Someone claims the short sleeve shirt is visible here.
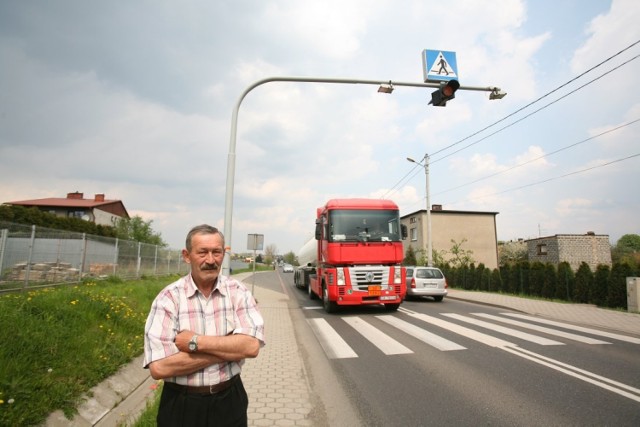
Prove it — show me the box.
[143,273,265,386]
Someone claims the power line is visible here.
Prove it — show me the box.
[430,38,640,159]
[443,152,640,205]
[433,118,640,197]
[385,40,640,205]
[432,52,640,164]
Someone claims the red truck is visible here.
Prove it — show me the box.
[294,198,407,313]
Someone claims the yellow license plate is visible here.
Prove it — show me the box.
[368,285,381,296]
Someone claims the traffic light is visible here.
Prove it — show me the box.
[429,80,460,107]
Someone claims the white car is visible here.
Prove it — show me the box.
[282,263,294,273]
[405,266,448,301]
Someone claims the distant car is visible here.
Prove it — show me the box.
[405,266,448,301]
[282,263,294,273]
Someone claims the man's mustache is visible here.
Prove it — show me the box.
[201,262,219,271]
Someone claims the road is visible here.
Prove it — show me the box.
[265,269,640,426]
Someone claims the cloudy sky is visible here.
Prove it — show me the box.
[1,0,639,255]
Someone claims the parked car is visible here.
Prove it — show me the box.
[282,263,294,273]
[405,266,448,301]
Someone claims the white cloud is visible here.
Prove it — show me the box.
[1,0,638,253]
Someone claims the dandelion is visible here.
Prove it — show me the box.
[47,368,53,373]
[8,398,14,404]
[0,400,4,404]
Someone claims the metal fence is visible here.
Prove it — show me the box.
[0,221,187,292]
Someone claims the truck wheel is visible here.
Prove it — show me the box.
[322,285,338,313]
[308,282,318,300]
[384,303,400,311]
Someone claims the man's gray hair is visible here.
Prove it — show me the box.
[185,224,225,251]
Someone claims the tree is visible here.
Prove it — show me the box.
[114,216,166,246]
[448,238,475,269]
[612,234,640,269]
[490,268,502,292]
[498,240,528,266]
[283,251,296,265]
[556,262,575,301]
[432,248,448,268]
[403,245,418,266]
[607,262,633,309]
[541,263,557,299]
[573,262,593,304]
[592,265,610,307]
[529,262,546,297]
[264,244,277,266]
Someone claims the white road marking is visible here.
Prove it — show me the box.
[307,318,358,359]
[376,315,466,351]
[343,317,413,355]
[442,313,565,345]
[473,313,611,344]
[503,313,640,344]
[503,346,640,403]
[399,308,515,348]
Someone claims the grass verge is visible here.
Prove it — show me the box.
[0,275,173,426]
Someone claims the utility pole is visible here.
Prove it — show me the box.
[407,154,432,267]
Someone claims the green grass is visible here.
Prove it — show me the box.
[0,275,173,426]
[128,384,162,427]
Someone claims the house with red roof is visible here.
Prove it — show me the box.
[6,192,130,227]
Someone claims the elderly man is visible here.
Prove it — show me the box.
[144,224,265,426]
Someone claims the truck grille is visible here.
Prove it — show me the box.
[348,266,390,291]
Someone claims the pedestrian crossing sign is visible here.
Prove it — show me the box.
[422,49,458,83]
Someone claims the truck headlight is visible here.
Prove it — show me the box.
[394,267,402,284]
[337,268,345,286]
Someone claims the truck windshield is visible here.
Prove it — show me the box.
[328,209,401,242]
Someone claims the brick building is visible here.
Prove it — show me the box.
[526,232,612,271]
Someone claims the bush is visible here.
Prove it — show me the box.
[592,265,610,307]
[573,263,593,303]
[608,263,633,309]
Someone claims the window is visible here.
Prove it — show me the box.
[328,209,401,242]
[410,228,417,241]
[537,244,548,255]
[410,217,417,224]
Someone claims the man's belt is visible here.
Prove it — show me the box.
[164,375,239,395]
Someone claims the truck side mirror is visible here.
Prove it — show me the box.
[315,219,322,240]
[401,224,408,240]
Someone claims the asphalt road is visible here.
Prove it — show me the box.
[267,269,640,427]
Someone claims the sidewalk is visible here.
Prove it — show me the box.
[46,280,640,426]
[45,273,316,427]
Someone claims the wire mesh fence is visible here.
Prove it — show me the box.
[0,221,187,292]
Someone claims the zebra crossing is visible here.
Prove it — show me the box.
[306,306,640,360]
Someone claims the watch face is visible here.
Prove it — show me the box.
[189,342,196,351]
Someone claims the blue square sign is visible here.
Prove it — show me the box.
[422,49,458,83]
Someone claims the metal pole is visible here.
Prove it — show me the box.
[424,153,432,267]
[222,76,504,275]
[23,225,36,291]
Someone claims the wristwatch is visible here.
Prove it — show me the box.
[188,334,199,352]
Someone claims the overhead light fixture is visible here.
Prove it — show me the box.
[489,88,507,100]
[378,81,394,94]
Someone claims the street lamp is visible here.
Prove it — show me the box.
[223,76,504,275]
[377,81,394,93]
[407,154,432,267]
